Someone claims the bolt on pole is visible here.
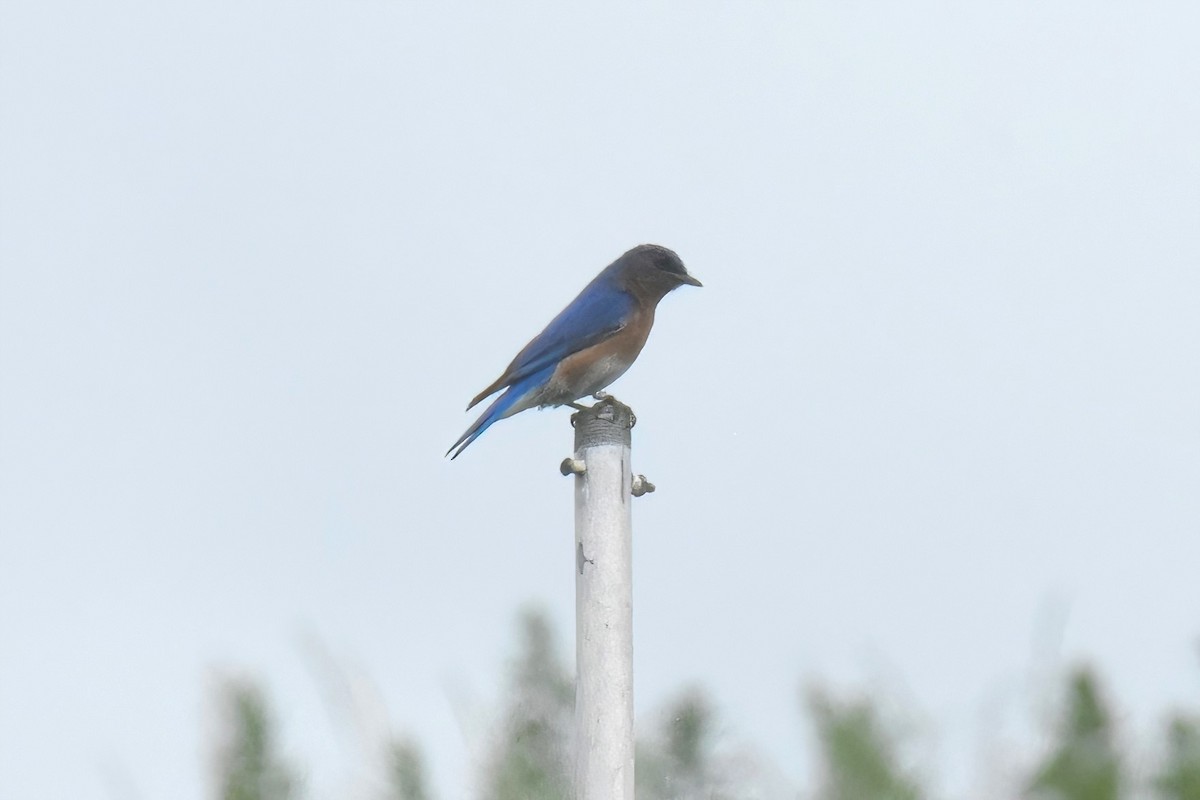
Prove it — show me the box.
[560,398,654,800]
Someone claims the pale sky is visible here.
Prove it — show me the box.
[2,2,1198,798]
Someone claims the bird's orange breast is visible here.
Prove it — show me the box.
[549,306,656,402]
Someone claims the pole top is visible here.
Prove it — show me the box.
[572,397,635,451]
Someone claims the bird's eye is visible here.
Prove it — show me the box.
[655,256,685,275]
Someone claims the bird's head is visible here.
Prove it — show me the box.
[620,244,702,299]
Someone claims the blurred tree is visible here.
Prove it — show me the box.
[388,737,431,800]
[637,687,730,800]
[214,681,296,800]
[1026,667,1121,800]
[1156,715,1200,800]
[482,608,573,800]
[807,688,923,800]
[199,613,1200,800]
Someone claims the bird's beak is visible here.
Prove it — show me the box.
[679,273,703,287]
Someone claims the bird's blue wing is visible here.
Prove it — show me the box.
[468,276,633,409]
[511,280,633,377]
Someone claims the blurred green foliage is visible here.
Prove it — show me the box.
[807,688,922,800]
[215,681,297,800]
[637,688,730,800]
[388,738,430,800]
[1026,668,1121,800]
[483,608,574,800]
[1157,715,1200,800]
[209,613,1198,800]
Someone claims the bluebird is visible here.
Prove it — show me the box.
[447,244,701,459]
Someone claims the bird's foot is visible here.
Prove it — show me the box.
[568,393,617,412]
[565,395,636,429]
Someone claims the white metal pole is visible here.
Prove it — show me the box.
[560,399,652,800]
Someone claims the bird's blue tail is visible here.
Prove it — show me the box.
[446,365,555,459]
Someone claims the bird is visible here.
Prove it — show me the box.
[446,244,701,459]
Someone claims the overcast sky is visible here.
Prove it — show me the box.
[2,2,1198,798]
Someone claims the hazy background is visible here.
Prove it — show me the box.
[2,1,1198,798]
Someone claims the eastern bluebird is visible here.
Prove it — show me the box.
[447,244,701,459]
